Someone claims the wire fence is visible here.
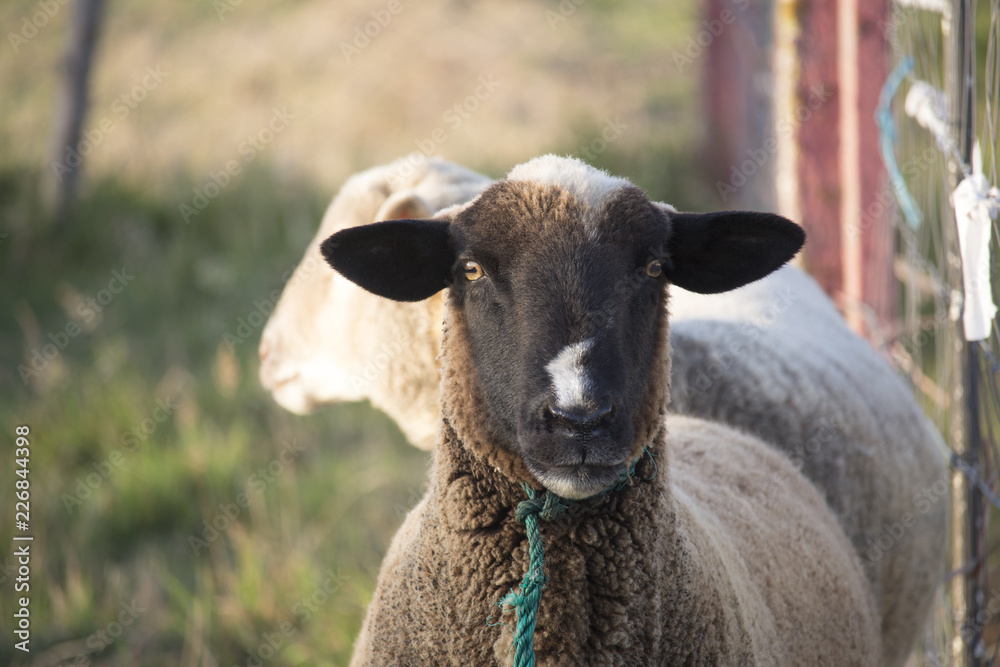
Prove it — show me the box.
[884,1,1000,664]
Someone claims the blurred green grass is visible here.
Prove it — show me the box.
[0,0,717,663]
[0,144,711,667]
[0,0,988,659]
[0,163,441,666]
[3,0,995,662]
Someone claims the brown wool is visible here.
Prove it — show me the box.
[349,175,881,666]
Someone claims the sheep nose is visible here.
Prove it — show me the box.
[258,338,271,362]
[544,399,614,430]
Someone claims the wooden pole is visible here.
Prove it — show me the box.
[855,0,897,342]
[949,1,983,663]
[703,0,776,212]
[44,0,104,226]
[769,0,896,340]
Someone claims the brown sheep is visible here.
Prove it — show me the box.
[261,157,945,666]
[323,155,881,665]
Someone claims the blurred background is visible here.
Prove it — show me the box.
[2,0,1000,665]
[0,1,715,665]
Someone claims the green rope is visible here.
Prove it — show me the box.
[495,448,654,666]
[497,483,566,667]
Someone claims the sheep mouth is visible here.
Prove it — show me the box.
[525,459,627,500]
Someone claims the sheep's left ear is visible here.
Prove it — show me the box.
[320,219,454,302]
[374,191,433,221]
[664,211,805,294]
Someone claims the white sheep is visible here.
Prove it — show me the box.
[259,155,490,449]
[321,155,881,665]
[260,156,946,666]
[668,265,948,667]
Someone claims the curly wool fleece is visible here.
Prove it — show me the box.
[348,302,880,666]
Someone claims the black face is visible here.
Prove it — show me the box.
[447,184,669,498]
[320,167,805,499]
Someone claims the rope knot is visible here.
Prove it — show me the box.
[491,449,656,667]
[514,485,567,523]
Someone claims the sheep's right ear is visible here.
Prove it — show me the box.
[320,219,454,302]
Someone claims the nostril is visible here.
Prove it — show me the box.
[259,339,271,362]
[592,399,613,420]
[544,398,614,429]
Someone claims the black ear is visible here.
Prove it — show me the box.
[664,211,805,294]
[320,219,454,302]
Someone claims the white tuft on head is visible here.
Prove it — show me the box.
[546,340,595,410]
[507,155,632,211]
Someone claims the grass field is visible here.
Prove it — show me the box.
[0,1,714,664]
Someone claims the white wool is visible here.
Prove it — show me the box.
[507,154,632,212]
[545,340,595,410]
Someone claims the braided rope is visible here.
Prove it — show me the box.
[495,448,655,666]
[498,484,566,667]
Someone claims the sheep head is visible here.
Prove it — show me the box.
[321,156,804,499]
[258,157,489,449]
[258,190,435,415]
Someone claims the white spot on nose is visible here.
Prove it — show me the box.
[546,340,594,410]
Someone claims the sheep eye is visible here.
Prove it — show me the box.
[463,261,484,281]
[645,259,663,278]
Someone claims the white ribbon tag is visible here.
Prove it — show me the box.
[952,173,1000,341]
